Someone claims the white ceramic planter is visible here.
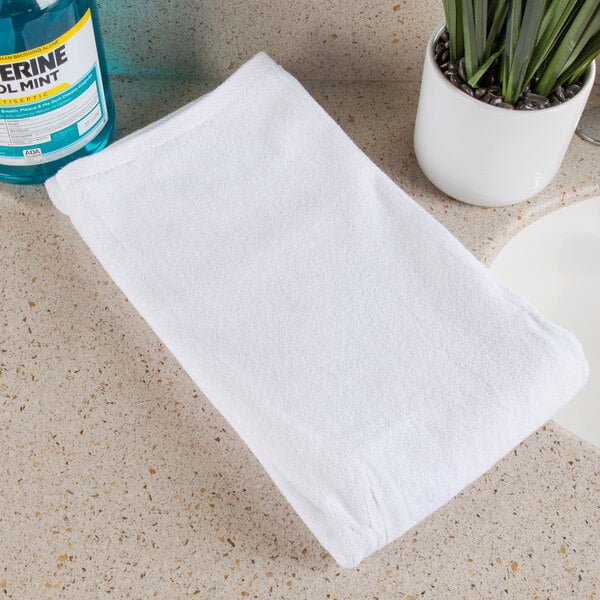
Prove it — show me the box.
[414,26,596,207]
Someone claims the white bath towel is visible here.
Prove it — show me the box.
[45,52,589,568]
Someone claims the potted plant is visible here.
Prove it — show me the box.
[414,0,600,207]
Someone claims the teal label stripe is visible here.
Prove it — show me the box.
[0,68,96,119]
[0,66,105,159]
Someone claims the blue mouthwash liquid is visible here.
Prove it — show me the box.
[0,0,114,184]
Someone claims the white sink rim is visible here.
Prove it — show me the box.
[490,196,600,449]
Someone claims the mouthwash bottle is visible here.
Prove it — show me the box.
[0,0,115,184]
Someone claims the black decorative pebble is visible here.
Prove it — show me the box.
[434,29,583,110]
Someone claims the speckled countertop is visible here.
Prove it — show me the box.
[1,74,599,600]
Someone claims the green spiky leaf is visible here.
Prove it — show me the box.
[504,0,547,104]
[536,0,600,95]
[443,0,465,60]
[468,45,505,86]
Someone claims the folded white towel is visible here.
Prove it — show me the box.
[45,52,589,568]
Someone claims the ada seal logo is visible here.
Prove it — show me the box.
[23,148,43,162]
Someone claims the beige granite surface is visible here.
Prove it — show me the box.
[1,75,599,599]
[96,0,444,80]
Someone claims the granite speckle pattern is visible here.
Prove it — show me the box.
[0,75,599,599]
[96,0,444,80]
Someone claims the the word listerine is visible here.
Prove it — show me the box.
[0,46,67,93]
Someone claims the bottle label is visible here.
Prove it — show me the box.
[0,9,108,166]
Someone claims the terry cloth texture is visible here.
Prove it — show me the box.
[46,52,589,568]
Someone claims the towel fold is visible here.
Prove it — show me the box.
[45,52,589,568]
